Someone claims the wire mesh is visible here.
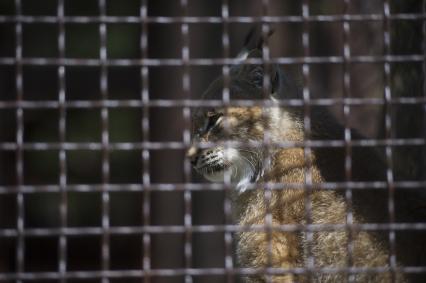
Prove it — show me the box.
[0,1,425,283]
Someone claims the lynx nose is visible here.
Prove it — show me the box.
[187,146,200,166]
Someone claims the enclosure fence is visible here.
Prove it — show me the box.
[0,0,425,282]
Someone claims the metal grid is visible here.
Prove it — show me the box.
[0,0,425,282]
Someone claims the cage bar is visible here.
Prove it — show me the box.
[0,1,425,282]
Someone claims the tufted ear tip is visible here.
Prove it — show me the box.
[243,26,275,51]
[237,25,275,60]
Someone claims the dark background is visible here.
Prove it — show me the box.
[0,0,424,282]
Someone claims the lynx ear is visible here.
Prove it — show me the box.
[239,49,280,94]
[237,26,274,60]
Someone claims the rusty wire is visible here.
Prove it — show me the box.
[0,0,426,282]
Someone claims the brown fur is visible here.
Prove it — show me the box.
[222,107,401,282]
[189,104,418,282]
[189,60,425,281]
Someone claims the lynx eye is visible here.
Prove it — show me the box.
[202,111,223,133]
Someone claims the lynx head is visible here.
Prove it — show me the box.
[187,50,301,192]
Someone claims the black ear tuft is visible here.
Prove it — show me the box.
[238,26,275,57]
[236,26,275,60]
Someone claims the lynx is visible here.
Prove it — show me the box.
[187,31,425,282]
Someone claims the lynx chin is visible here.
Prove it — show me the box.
[186,31,426,283]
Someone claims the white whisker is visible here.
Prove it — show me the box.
[238,152,257,173]
[195,147,260,192]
